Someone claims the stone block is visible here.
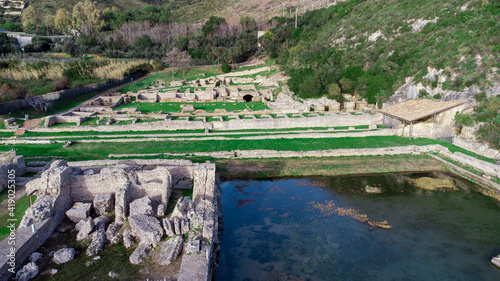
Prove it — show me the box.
[129,195,153,216]
[129,243,151,264]
[76,218,95,241]
[115,186,129,224]
[162,218,175,237]
[129,215,164,245]
[156,236,184,266]
[93,193,114,216]
[52,248,75,264]
[66,202,92,223]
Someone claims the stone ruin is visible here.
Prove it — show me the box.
[0,159,220,281]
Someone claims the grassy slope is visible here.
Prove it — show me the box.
[288,0,499,93]
[28,0,155,15]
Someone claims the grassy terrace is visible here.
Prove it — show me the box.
[113,101,269,112]
[14,126,374,138]
[0,136,496,163]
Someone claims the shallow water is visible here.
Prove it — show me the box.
[216,172,500,281]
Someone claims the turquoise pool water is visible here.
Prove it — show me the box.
[216,172,500,281]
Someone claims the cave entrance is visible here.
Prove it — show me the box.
[243,95,253,102]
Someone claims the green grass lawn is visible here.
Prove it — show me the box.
[1,136,495,163]
[114,101,268,113]
[120,66,223,94]
[0,195,35,241]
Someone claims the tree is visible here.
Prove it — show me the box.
[201,16,225,36]
[134,35,155,50]
[21,6,40,30]
[22,96,52,112]
[165,47,191,77]
[72,0,104,34]
[24,36,52,52]
[55,9,72,34]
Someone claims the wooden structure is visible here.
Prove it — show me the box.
[379,99,466,139]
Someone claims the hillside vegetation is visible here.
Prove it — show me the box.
[261,0,500,104]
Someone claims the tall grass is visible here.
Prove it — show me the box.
[0,62,64,80]
[93,60,149,79]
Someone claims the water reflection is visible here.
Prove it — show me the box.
[216,172,500,281]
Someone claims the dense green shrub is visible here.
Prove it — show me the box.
[221,63,231,73]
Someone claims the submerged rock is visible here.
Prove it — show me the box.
[365,185,382,194]
[412,177,457,191]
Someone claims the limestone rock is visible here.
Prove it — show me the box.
[43,269,58,276]
[75,219,86,232]
[129,215,164,245]
[156,236,184,266]
[157,203,166,217]
[109,271,118,278]
[173,218,181,236]
[87,229,106,256]
[162,218,175,237]
[106,222,121,241]
[19,195,56,228]
[29,252,42,263]
[129,243,151,264]
[111,233,122,244]
[181,219,190,234]
[115,187,129,224]
[52,248,75,264]
[76,218,95,241]
[122,229,135,248]
[186,237,201,254]
[171,196,192,219]
[93,215,109,230]
[66,203,92,223]
[15,262,38,281]
[93,193,114,216]
[129,196,153,216]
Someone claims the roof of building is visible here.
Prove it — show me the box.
[379,99,467,122]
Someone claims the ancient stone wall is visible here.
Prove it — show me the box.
[452,137,500,159]
[33,113,381,133]
[0,155,25,192]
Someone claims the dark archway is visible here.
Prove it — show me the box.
[243,95,253,102]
